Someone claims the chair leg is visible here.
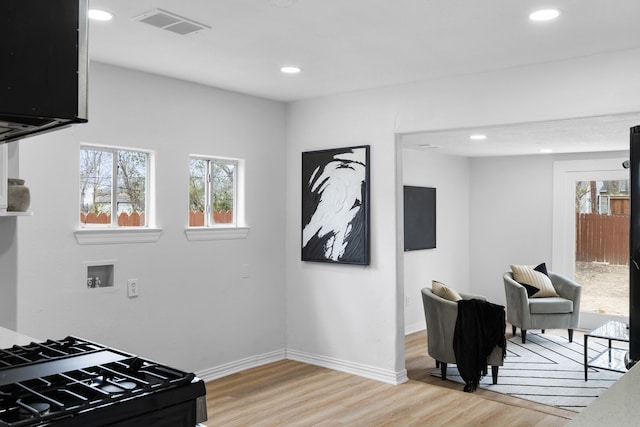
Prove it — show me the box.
[435,360,440,368]
[440,362,447,380]
[512,325,516,336]
[521,329,527,344]
[568,329,574,342]
[491,366,499,384]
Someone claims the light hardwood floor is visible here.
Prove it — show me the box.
[204,329,577,426]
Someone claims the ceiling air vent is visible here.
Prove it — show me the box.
[132,9,211,35]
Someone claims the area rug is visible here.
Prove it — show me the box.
[431,332,625,411]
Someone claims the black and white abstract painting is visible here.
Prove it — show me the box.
[301,145,370,265]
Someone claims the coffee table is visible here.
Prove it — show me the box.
[584,320,629,381]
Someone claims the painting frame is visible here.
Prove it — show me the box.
[301,145,370,265]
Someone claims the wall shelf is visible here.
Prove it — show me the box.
[0,211,33,217]
[1,144,32,217]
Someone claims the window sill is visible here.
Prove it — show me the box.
[74,228,163,245]
[184,226,250,241]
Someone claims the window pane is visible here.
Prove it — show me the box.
[189,159,207,226]
[212,161,235,224]
[575,179,629,316]
[116,150,147,226]
[80,149,113,224]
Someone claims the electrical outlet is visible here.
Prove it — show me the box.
[127,279,139,298]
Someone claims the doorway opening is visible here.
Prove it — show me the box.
[575,179,629,316]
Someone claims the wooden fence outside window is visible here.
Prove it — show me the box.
[576,213,629,266]
[80,210,233,227]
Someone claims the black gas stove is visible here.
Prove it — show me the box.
[0,336,207,426]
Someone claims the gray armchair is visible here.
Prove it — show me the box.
[421,287,504,384]
[503,271,581,343]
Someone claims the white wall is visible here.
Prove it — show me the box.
[0,219,17,329]
[285,47,640,381]
[3,45,640,385]
[403,149,471,334]
[469,151,629,306]
[0,142,20,330]
[15,63,287,374]
[469,154,555,304]
[401,148,632,336]
[284,92,406,383]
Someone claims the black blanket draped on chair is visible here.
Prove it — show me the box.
[453,299,507,392]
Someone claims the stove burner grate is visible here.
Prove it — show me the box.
[0,337,106,371]
[0,339,200,427]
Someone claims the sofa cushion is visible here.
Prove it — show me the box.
[529,297,573,314]
[432,280,462,302]
[510,263,559,298]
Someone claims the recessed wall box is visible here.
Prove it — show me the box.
[87,264,114,288]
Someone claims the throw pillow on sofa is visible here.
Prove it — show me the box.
[432,280,463,301]
[510,263,559,298]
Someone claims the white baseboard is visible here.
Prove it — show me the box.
[286,348,408,385]
[405,322,425,336]
[197,348,409,385]
[196,349,286,382]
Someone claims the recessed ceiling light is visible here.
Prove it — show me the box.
[540,148,553,153]
[280,66,302,74]
[469,134,487,140]
[529,9,560,22]
[88,9,113,21]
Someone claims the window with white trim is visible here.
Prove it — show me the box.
[80,146,151,227]
[189,156,238,227]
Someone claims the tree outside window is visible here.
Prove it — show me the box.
[189,157,237,226]
[80,147,148,227]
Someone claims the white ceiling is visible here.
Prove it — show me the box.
[87,0,640,156]
[402,113,640,157]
